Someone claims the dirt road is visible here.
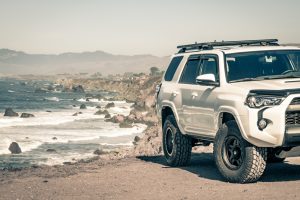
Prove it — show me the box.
[1,153,300,200]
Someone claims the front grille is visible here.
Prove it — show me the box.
[286,111,300,125]
[291,97,300,105]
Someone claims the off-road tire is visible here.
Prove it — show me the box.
[162,115,192,167]
[267,148,286,163]
[214,120,267,183]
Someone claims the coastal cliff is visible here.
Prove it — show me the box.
[57,74,163,157]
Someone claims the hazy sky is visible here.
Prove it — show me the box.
[0,0,300,56]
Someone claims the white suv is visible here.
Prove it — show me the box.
[156,39,300,183]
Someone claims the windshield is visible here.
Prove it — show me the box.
[225,50,300,82]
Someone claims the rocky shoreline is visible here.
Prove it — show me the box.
[0,74,164,177]
[65,74,164,158]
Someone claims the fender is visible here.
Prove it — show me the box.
[217,106,250,142]
[161,100,187,135]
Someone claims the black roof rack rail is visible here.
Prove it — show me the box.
[177,39,279,53]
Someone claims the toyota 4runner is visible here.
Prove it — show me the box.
[156,39,300,183]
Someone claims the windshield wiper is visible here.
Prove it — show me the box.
[230,77,264,83]
[256,73,300,80]
[230,72,300,83]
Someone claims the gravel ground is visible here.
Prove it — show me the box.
[1,152,300,200]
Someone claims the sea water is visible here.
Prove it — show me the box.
[0,79,146,169]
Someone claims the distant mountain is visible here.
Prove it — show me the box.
[0,49,170,75]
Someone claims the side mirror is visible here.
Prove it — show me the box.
[196,74,218,86]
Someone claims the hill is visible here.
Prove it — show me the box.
[0,49,169,75]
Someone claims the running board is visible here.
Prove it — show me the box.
[278,146,300,158]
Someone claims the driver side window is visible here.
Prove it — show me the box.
[199,56,219,82]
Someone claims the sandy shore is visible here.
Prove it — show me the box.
[1,147,300,200]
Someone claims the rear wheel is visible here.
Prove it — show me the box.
[162,115,192,167]
[214,120,267,183]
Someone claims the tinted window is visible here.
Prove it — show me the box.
[226,50,300,82]
[179,58,200,84]
[199,56,219,81]
[164,56,183,81]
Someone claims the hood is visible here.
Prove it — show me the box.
[229,78,300,96]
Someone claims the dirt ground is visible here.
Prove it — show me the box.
[1,152,300,200]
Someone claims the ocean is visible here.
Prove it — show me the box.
[0,79,146,169]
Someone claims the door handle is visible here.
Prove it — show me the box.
[191,92,198,99]
[172,91,179,97]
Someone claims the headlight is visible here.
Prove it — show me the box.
[245,95,284,108]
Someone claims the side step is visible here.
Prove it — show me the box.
[278,146,300,158]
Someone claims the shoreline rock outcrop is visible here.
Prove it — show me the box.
[94,109,109,115]
[8,142,22,154]
[72,85,85,93]
[4,108,19,117]
[105,102,115,109]
[80,104,87,109]
[20,113,35,118]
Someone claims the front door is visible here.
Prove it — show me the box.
[179,54,220,137]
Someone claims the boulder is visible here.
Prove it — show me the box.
[104,113,111,118]
[105,114,125,123]
[47,85,54,91]
[34,88,48,93]
[93,149,105,155]
[72,112,78,116]
[8,142,22,154]
[52,137,57,140]
[131,101,146,111]
[20,113,35,118]
[72,85,85,93]
[73,112,83,116]
[46,149,56,153]
[96,105,101,109]
[46,110,52,113]
[80,104,87,109]
[94,109,109,115]
[4,108,19,117]
[133,136,141,145]
[119,122,133,128]
[105,102,115,109]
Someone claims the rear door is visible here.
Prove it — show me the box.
[177,55,201,131]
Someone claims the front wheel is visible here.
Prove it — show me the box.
[214,121,267,183]
[162,115,192,167]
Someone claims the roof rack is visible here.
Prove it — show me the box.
[177,39,279,53]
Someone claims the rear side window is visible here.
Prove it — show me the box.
[164,56,183,81]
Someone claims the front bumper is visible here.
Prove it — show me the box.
[238,94,300,147]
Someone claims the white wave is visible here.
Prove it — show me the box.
[8,90,15,93]
[36,152,96,166]
[88,98,101,103]
[77,98,87,102]
[44,97,60,101]
[52,90,62,93]
[0,137,43,155]
[0,109,101,128]
[0,101,145,163]
[99,142,133,146]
